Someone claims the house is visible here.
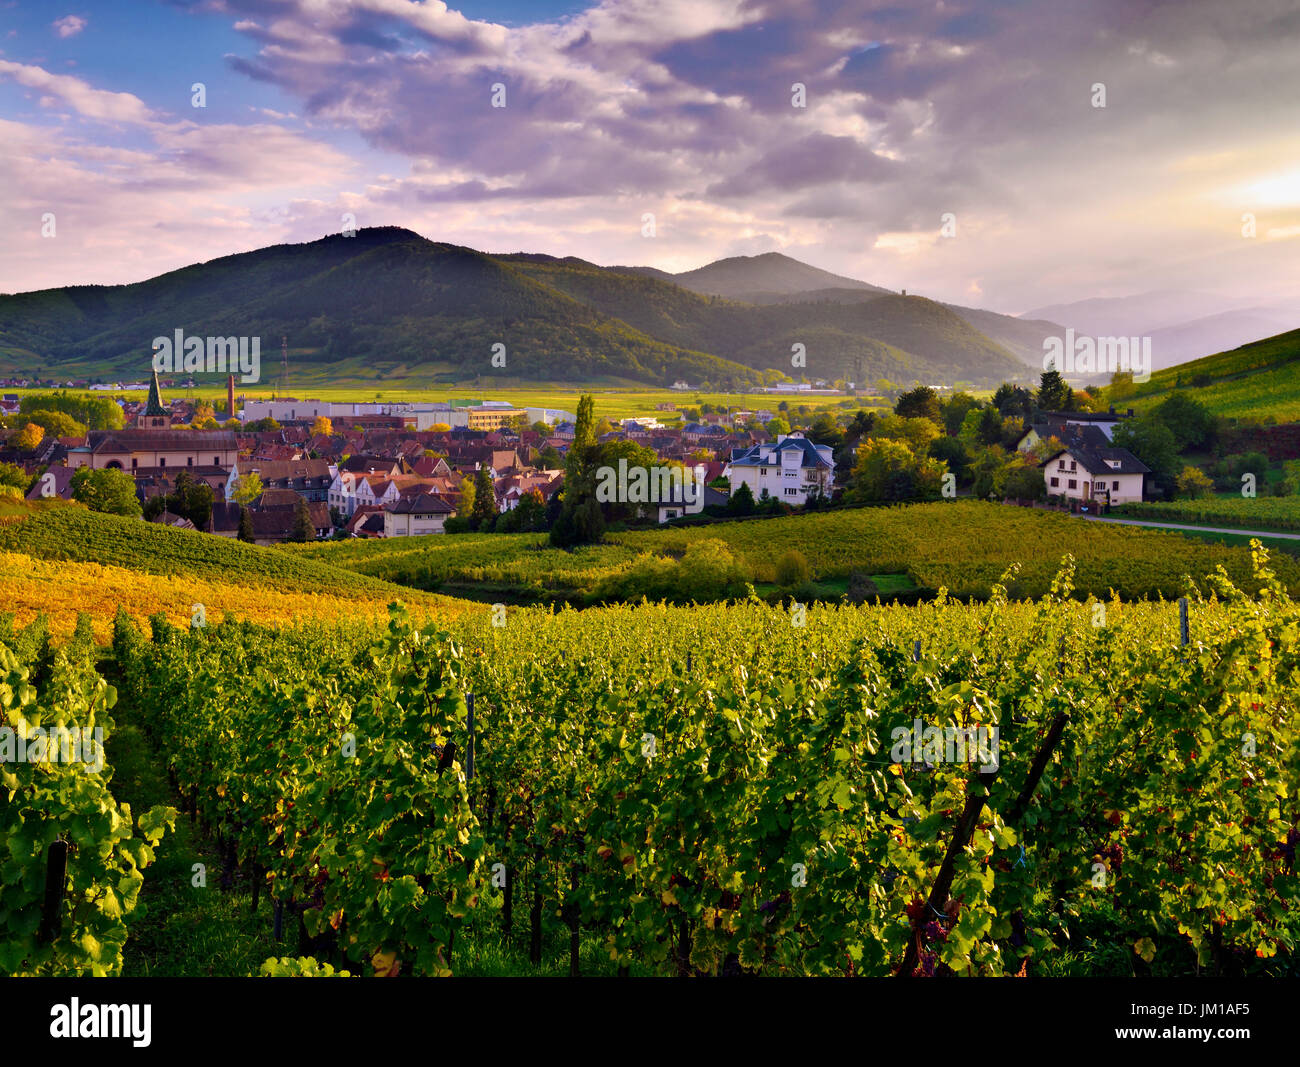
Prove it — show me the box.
[148,509,196,531]
[226,457,332,503]
[24,465,76,501]
[246,500,332,544]
[729,432,835,506]
[344,505,386,538]
[1016,422,1110,454]
[75,428,238,472]
[206,502,244,539]
[1039,446,1149,505]
[654,485,728,523]
[383,493,456,537]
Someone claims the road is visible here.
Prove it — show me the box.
[1077,514,1300,541]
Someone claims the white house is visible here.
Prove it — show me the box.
[383,494,456,536]
[1040,446,1148,505]
[728,432,835,506]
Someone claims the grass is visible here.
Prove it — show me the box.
[287,501,1300,602]
[5,383,873,424]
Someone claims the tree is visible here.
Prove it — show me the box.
[429,422,452,433]
[808,413,844,449]
[1152,393,1215,452]
[0,462,30,492]
[458,474,476,518]
[849,438,946,502]
[471,466,498,529]
[1036,369,1074,412]
[551,394,605,547]
[15,409,86,437]
[289,498,315,542]
[192,401,215,423]
[928,435,972,484]
[1176,465,1214,499]
[531,421,550,435]
[894,386,941,422]
[191,417,219,430]
[311,416,333,436]
[237,505,255,542]
[1111,415,1180,498]
[992,384,1033,420]
[775,549,811,587]
[13,422,44,450]
[727,480,756,516]
[20,390,123,430]
[873,414,940,454]
[765,416,791,437]
[246,417,281,432]
[169,470,213,530]
[70,467,141,517]
[941,393,981,436]
[232,472,264,506]
[1001,461,1047,502]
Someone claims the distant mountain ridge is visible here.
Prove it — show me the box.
[0,229,1031,388]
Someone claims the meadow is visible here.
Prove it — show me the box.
[286,500,1300,602]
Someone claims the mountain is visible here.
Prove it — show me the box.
[501,254,1025,385]
[0,229,1028,389]
[649,251,895,302]
[1144,308,1298,369]
[0,229,766,388]
[1022,290,1252,337]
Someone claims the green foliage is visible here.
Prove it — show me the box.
[1111,415,1180,498]
[850,437,946,503]
[18,390,123,431]
[775,548,812,587]
[895,385,941,422]
[70,467,142,517]
[0,624,175,975]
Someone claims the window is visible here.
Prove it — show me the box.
[1067,479,1077,490]
[1113,480,1120,490]
[1058,461,1066,470]
[214,456,220,465]
[159,457,166,468]
[187,457,193,466]
[131,458,138,470]
[785,488,798,496]
[1069,461,1077,472]
[1049,476,1058,487]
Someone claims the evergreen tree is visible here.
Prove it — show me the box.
[471,466,498,529]
[550,394,606,547]
[1036,369,1073,412]
[237,504,255,542]
[289,498,315,542]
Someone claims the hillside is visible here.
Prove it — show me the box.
[1124,326,1300,420]
[0,229,765,389]
[501,255,1024,385]
[0,503,476,639]
[665,251,895,300]
[284,501,1300,602]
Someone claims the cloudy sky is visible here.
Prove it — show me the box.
[1,0,1298,315]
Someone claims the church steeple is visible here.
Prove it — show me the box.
[145,370,167,416]
[138,370,170,428]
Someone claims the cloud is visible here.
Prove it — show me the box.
[0,60,154,124]
[52,15,86,39]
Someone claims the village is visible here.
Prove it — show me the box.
[0,372,856,542]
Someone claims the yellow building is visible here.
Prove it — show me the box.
[464,406,524,431]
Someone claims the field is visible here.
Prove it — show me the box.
[0,503,476,638]
[6,383,871,424]
[285,501,1300,602]
[6,548,1297,977]
[1115,496,1300,533]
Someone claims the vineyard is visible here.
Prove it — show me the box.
[1115,497,1300,534]
[285,501,1300,602]
[0,613,176,975]
[13,548,1279,977]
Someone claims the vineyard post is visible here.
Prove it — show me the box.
[466,692,475,783]
[37,839,69,946]
[273,899,284,941]
[912,640,920,663]
[1179,598,1189,647]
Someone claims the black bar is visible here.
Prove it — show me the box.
[37,840,68,946]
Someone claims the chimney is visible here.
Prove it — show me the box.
[227,374,235,419]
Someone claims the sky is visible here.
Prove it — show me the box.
[1,0,1298,316]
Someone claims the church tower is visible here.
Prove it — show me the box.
[138,370,170,429]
